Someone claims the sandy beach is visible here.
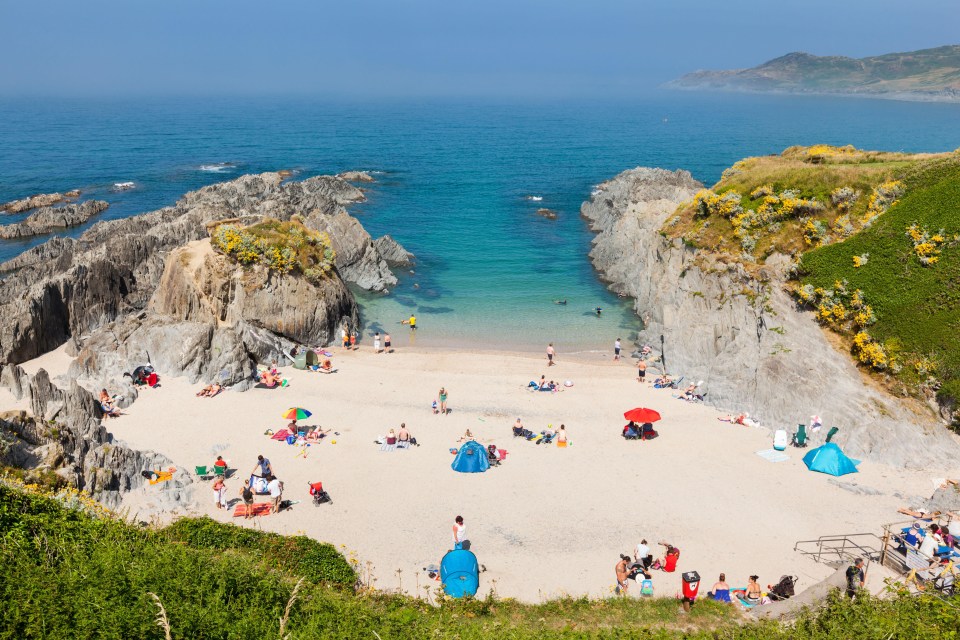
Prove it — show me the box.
[31,342,959,602]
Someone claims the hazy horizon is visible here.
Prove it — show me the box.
[2,0,958,99]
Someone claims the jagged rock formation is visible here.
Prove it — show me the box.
[0,200,108,239]
[0,172,406,366]
[583,167,960,467]
[536,208,558,220]
[0,364,190,508]
[1,189,81,214]
[337,170,375,183]
[373,234,415,267]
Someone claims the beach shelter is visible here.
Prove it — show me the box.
[292,350,319,370]
[451,441,489,474]
[440,549,480,598]
[802,442,860,477]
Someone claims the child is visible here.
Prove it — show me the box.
[432,400,439,414]
[350,332,357,350]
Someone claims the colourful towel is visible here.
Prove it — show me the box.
[271,429,291,441]
[233,502,272,517]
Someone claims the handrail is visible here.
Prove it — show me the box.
[794,533,884,565]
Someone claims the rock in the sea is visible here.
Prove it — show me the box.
[1,190,81,214]
[373,234,416,267]
[0,200,108,239]
[337,170,376,183]
[582,166,960,468]
[536,208,558,220]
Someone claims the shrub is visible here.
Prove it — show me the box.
[211,219,336,282]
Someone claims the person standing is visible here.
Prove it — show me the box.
[384,333,392,353]
[341,325,349,349]
[267,474,284,514]
[240,479,255,519]
[252,455,272,479]
[409,314,417,330]
[614,338,621,361]
[452,515,467,550]
[212,477,227,510]
[637,360,647,384]
[547,343,556,366]
[350,332,357,350]
[615,554,631,595]
[438,387,449,415]
[374,332,381,354]
[846,558,866,598]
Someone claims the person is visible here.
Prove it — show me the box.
[556,424,568,447]
[288,418,299,432]
[397,423,414,445]
[438,387,448,415]
[212,477,227,510]
[350,332,357,350]
[457,428,474,442]
[743,575,762,605]
[614,338,621,361]
[709,573,731,602]
[213,455,228,471]
[653,541,679,572]
[634,539,653,570]
[623,421,639,438]
[682,383,698,399]
[845,558,865,598]
[240,479,255,519]
[384,333,392,352]
[196,383,222,397]
[409,314,417,330]
[260,367,282,387]
[431,400,439,414]
[637,360,647,383]
[513,417,525,437]
[374,332,381,353]
[538,375,548,390]
[554,299,567,305]
[546,343,556,366]
[594,306,602,316]
[99,389,121,418]
[385,428,397,445]
[810,414,823,432]
[320,359,333,372]
[452,515,466,550]
[342,326,350,349]
[919,526,939,560]
[267,474,283,514]
[615,554,631,595]
[252,455,272,479]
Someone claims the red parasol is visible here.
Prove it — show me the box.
[623,407,662,423]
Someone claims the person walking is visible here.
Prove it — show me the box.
[452,515,467,550]
[846,558,866,598]
[374,332,381,354]
[547,343,556,366]
[350,332,357,350]
[341,325,349,349]
[240,479,255,519]
[438,387,449,415]
[614,338,622,361]
[267,474,284,514]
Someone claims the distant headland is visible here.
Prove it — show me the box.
[667,44,960,102]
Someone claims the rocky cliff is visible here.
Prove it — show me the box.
[0,200,108,239]
[1,189,81,214]
[583,167,960,467]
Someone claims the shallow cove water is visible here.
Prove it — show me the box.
[1,93,959,350]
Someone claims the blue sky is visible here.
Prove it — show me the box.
[2,0,957,97]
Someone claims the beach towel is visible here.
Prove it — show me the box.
[271,429,291,441]
[148,471,173,485]
[233,502,272,517]
[755,448,790,463]
[380,443,397,452]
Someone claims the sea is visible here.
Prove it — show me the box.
[1,92,959,352]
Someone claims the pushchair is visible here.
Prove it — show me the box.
[486,445,502,466]
[309,481,332,506]
[767,575,797,601]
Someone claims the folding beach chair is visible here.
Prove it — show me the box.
[825,426,839,443]
[195,465,213,480]
[213,465,227,478]
[791,424,808,448]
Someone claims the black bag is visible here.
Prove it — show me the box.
[768,575,797,601]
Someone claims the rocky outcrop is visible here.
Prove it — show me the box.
[536,208,558,220]
[337,170,375,183]
[0,172,407,365]
[1,189,81,214]
[0,200,108,239]
[373,234,415,267]
[583,167,960,467]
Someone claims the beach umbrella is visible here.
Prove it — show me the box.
[623,407,662,423]
[281,407,312,421]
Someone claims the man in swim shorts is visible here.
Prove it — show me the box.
[637,360,647,383]
[547,343,555,366]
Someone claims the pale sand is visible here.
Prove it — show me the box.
[28,345,960,601]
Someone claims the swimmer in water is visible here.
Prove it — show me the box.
[594,306,603,316]
[554,299,567,305]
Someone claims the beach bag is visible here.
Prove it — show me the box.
[641,579,654,596]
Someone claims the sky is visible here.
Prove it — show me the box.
[2,0,958,98]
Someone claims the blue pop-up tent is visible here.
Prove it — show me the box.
[451,440,489,473]
[440,549,480,598]
[803,442,860,476]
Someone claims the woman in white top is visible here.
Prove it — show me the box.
[452,515,466,549]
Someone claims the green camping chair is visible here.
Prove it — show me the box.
[213,465,227,478]
[825,427,839,443]
[792,424,808,448]
[195,465,213,479]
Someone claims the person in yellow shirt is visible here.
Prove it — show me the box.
[408,314,417,330]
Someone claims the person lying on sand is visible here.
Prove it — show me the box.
[457,429,475,443]
[898,507,941,519]
[196,383,222,397]
[305,426,331,441]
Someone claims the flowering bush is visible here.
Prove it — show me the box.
[802,220,828,246]
[211,219,335,280]
[852,331,888,370]
[750,184,774,199]
[864,180,904,224]
[830,186,860,211]
[905,222,945,266]
[833,214,855,238]
[852,253,869,268]
[693,189,743,218]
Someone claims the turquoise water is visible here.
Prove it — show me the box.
[2,93,959,350]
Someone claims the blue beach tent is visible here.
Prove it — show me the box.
[802,442,860,477]
[440,549,480,598]
[451,440,490,474]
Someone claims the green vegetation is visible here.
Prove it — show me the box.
[211,218,336,281]
[670,45,960,99]
[797,155,960,413]
[2,480,959,639]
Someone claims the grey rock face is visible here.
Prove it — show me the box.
[583,167,960,467]
[373,234,416,267]
[0,200,108,239]
[0,172,406,365]
[1,189,81,214]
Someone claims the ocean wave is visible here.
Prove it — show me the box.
[591,189,602,197]
[112,181,136,191]
[198,162,236,173]
[525,195,543,201]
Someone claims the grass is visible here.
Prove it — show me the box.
[797,154,960,409]
[2,479,960,638]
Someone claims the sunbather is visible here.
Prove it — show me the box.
[513,418,525,437]
[99,389,121,418]
[196,383,222,397]
[386,429,397,445]
[397,423,416,445]
[740,575,763,606]
[708,573,731,601]
[260,368,282,387]
[457,429,475,443]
